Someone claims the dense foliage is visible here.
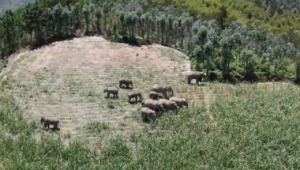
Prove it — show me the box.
[0,0,299,83]
[1,79,300,169]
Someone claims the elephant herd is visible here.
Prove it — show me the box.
[103,70,206,123]
[40,71,206,129]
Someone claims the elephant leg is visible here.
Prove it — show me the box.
[163,92,167,99]
[54,123,58,130]
[44,122,47,129]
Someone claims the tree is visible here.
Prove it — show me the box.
[82,4,90,35]
[220,36,234,81]
[62,6,71,37]
[217,5,228,29]
[95,6,102,35]
[204,40,213,77]
[242,49,256,81]
[51,3,63,38]
[295,53,300,84]
[0,10,17,56]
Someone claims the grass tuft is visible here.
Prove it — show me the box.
[86,122,110,134]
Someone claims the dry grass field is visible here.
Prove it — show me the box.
[0,36,210,146]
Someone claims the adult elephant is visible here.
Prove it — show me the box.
[158,99,178,112]
[151,84,174,99]
[186,71,206,84]
[169,97,188,108]
[142,98,164,113]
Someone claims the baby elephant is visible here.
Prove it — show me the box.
[169,97,188,108]
[141,107,157,123]
[128,91,143,103]
[119,79,133,89]
[41,116,59,130]
[104,87,119,99]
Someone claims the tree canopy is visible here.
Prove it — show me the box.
[0,0,299,83]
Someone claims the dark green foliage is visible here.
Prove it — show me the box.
[0,0,299,83]
[296,59,300,84]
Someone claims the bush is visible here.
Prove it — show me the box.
[207,70,222,81]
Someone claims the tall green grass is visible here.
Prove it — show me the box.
[126,83,300,169]
[0,83,300,169]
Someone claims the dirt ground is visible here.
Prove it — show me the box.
[1,36,207,145]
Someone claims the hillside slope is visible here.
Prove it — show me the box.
[154,0,300,32]
[1,36,206,144]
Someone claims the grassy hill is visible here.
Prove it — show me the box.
[0,36,300,169]
[1,36,200,142]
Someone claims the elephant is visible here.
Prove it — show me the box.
[128,91,143,103]
[104,87,119,99]
[186,71,206,84]
[149,91,163,100]
[158,99,178,112]
[41,116,59,130]
[151,84,174,99]
[141,107,157,122]
[169,97,188,108]
[142,98,164,113]
[119,79,133,89]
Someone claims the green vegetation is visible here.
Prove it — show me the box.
[1,75,300,169]
[0,0,299,83]
[154,0,300,32]
[0,1,299,169]
[86,121,110,133]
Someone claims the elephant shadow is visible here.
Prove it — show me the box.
[44,126,60,131]
[120,86,133,89]
[188,80,206,86]
[128,100,142,104]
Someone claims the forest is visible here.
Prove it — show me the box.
[0,0,299,83]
